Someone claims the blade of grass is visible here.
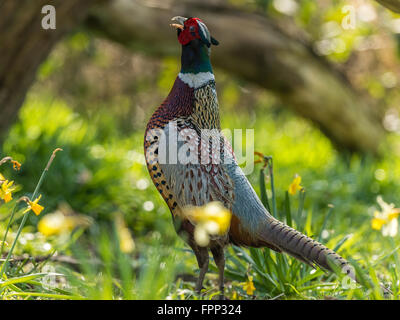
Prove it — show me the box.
[317,205,334,242]
[296,190,306,231]
[267,157,277,218]
[0,148,62,281]
[284,191,292,227]
[297,282,337,292]
[1,204,18,255]
[259,167,271,213]
[333,234,352,252]
[368,267,384,300]
[4,292,81,299]
[0,273,52,288]
[304,207,313,237]
[297,268,325,286]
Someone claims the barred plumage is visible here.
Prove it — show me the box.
[144,16,356,298]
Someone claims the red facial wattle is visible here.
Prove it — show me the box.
[178,18,203,46]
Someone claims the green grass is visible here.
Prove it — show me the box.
[1,81,400,300]
[2,0,400,299]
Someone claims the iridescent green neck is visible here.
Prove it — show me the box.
[180,44,213,74]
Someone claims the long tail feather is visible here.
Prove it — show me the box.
[260,218,350,273]
[259,217,394,295]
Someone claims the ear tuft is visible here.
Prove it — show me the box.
[211,37,219,46]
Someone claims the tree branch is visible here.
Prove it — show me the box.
[0,0,107,139]
[0,0,385,153]
[376,0,400,13]
[0,254,79,265]
[86,0,384,154]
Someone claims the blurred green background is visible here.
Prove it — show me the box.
[1,0,400,299]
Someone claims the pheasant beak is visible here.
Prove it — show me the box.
[170,16,187,30]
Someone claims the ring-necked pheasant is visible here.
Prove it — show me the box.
[144,16,351,297]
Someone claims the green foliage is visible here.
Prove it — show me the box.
[2,1,400,298]
[2,89,400,299]
[1,95,176,242]
[222,159,393,300]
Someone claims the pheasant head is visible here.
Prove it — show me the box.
[171,16,219,75]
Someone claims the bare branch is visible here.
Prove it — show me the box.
[376,0,400,13]
[86,0,384,154]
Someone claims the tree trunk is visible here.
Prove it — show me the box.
[0,0,105,140]
[0,0,386,154]
[376,0,400,13]
[86,0,384,154]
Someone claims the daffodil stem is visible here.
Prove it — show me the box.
[297,190,306,230]
[317,205,334,242]
[0,204,18,255]
[267,157,277,218]
[0,149,61,281]
[259,167,271,213]
[284,191,292,227]
[0,207,30,280]
[0,157,12,167]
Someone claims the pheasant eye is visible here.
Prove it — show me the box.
[189,26,196,32]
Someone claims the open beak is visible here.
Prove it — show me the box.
[170,16,187,30]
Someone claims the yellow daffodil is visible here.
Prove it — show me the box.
[0,180,15,203]
[115,214,135,253]
[242,276,256,295]
[186,202,232,247]
[23,195,44,216]
[254,151,265,165]
[0,173,5,181]
[371,196,400,237]
[119,227,135,253]
[38,212,66,236]
[0,157,22,170]
[289,175,303,195]
[11,160,21,171]
[38,210,91,236]
[193,202,232,234]
[254,151,271,168]
[111,214,135,253]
